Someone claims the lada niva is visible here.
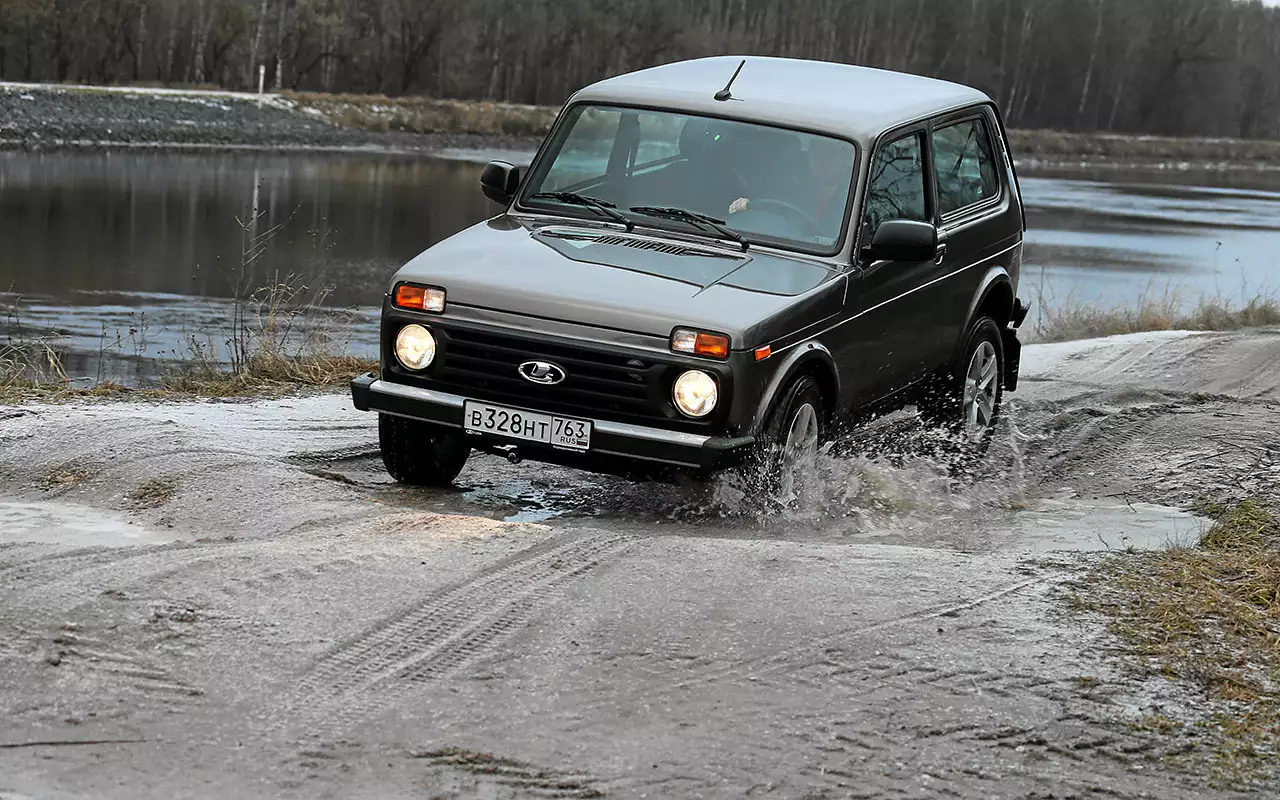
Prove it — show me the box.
[351,56,1029,491]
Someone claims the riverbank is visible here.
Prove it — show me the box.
[0,83,543,155]
[4,82,1280,169]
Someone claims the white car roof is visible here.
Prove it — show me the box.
[571,56,994,145]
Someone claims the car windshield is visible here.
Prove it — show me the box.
[520,104,858,254]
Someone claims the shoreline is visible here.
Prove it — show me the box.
[5,82,1280,170]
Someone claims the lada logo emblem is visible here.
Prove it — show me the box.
[518,360,567,385]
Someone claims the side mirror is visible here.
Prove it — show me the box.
[480,161,521,205]
[866,219,938,263]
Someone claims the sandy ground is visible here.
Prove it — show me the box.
[2,329,1278,799]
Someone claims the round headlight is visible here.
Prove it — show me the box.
[673,370,718,418]
[394,324,436,371]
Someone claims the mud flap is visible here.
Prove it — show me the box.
[1002,328,1022,392]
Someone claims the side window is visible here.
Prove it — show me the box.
[932,117,1000,215]
[541,107,621,191]
[863,132,928,235]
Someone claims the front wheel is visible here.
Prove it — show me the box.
[919,316,1004,449]
[378,414,471,486]
[751,374,825,505]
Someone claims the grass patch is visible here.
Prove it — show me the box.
[2,229,376,404]
[1073,499,1280,787]
[1031,289,1280,343]
[160,351,376,397]
[39,465,92,490]
[126,478,179,509]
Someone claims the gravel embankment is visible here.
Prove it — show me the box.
[0,84,540,154]
[5,83,1279,169]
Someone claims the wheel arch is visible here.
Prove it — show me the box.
[952,266,1013,362]
[748,342,840,436]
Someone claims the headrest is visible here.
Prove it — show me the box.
[679,118,711,158]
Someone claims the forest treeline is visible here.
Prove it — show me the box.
[1,0,1278,140]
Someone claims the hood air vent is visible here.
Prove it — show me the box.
[540,229,741,260]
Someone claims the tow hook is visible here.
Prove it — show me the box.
[505,447,523,464]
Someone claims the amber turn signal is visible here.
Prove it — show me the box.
[754,345,772,361]
[671,328,730,359]
[393,283,446,313]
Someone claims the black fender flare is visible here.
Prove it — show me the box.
[747,341,840,437]
[952,265,1013,361]
[955,265,1024,391]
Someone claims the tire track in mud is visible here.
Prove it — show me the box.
[1022,391,1280,511]
[0,544,203,603]
[609,584,1196,800]
[541,577,1064,797]
[0,544,223,616]
[286,445,382,466]
[411,748,605,799]
[266,530,634,738]
[1023,400,1171,491]
[564,574,1051,732]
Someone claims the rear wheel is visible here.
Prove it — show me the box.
[378,414,471,486]
[919,316,1004,449]
[753,374,825,504]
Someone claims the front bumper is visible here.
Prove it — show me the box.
[351,373,755,472]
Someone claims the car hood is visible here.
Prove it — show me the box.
[391,216,844,345]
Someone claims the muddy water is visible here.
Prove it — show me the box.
[2,150,1279,382]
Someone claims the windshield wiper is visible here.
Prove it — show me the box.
[628,206,749,251]
[530,191,633,231]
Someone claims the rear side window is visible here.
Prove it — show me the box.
[863,132,928,234]
[932,118,1000,215]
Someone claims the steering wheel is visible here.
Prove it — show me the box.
[743,199,821,236]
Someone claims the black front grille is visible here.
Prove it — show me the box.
[429,327,665,423]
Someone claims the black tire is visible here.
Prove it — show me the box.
[378,414,471,486]
[918,316,1005,450]
[749,374,826,502]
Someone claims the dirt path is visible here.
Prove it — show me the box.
[2,329,1277,799]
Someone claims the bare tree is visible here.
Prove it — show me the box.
[2,0,1278,139]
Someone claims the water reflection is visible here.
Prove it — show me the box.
[1020,170,1280,308]
[2,149,1279,382]
[0,150,493,306]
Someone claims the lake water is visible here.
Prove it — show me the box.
[2,150,1278,383]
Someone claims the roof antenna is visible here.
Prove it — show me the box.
[713,59,746,102]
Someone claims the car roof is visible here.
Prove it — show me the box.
[570,56,993,144]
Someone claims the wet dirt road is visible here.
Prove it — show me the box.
[2,329,1278,799]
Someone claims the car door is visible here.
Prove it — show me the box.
[833,127,941,405]
[928,110,1012,362]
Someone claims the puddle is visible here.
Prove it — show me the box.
[1009,498,1208,553]
[0,501,175,547]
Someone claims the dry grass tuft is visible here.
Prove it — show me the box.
[2,274,376,403]
[159,275,377,397]
[1074,499,1280,786]
[161,350,376,397]
[126,478,179,509]
[40,465,92,490]
[1032,290,1280,343]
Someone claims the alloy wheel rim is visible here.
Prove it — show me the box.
[963,341,999,441]
[778,402,819,498]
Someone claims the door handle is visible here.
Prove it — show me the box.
[934,243,948,265]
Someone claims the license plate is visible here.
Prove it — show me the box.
[463,401,591,451]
